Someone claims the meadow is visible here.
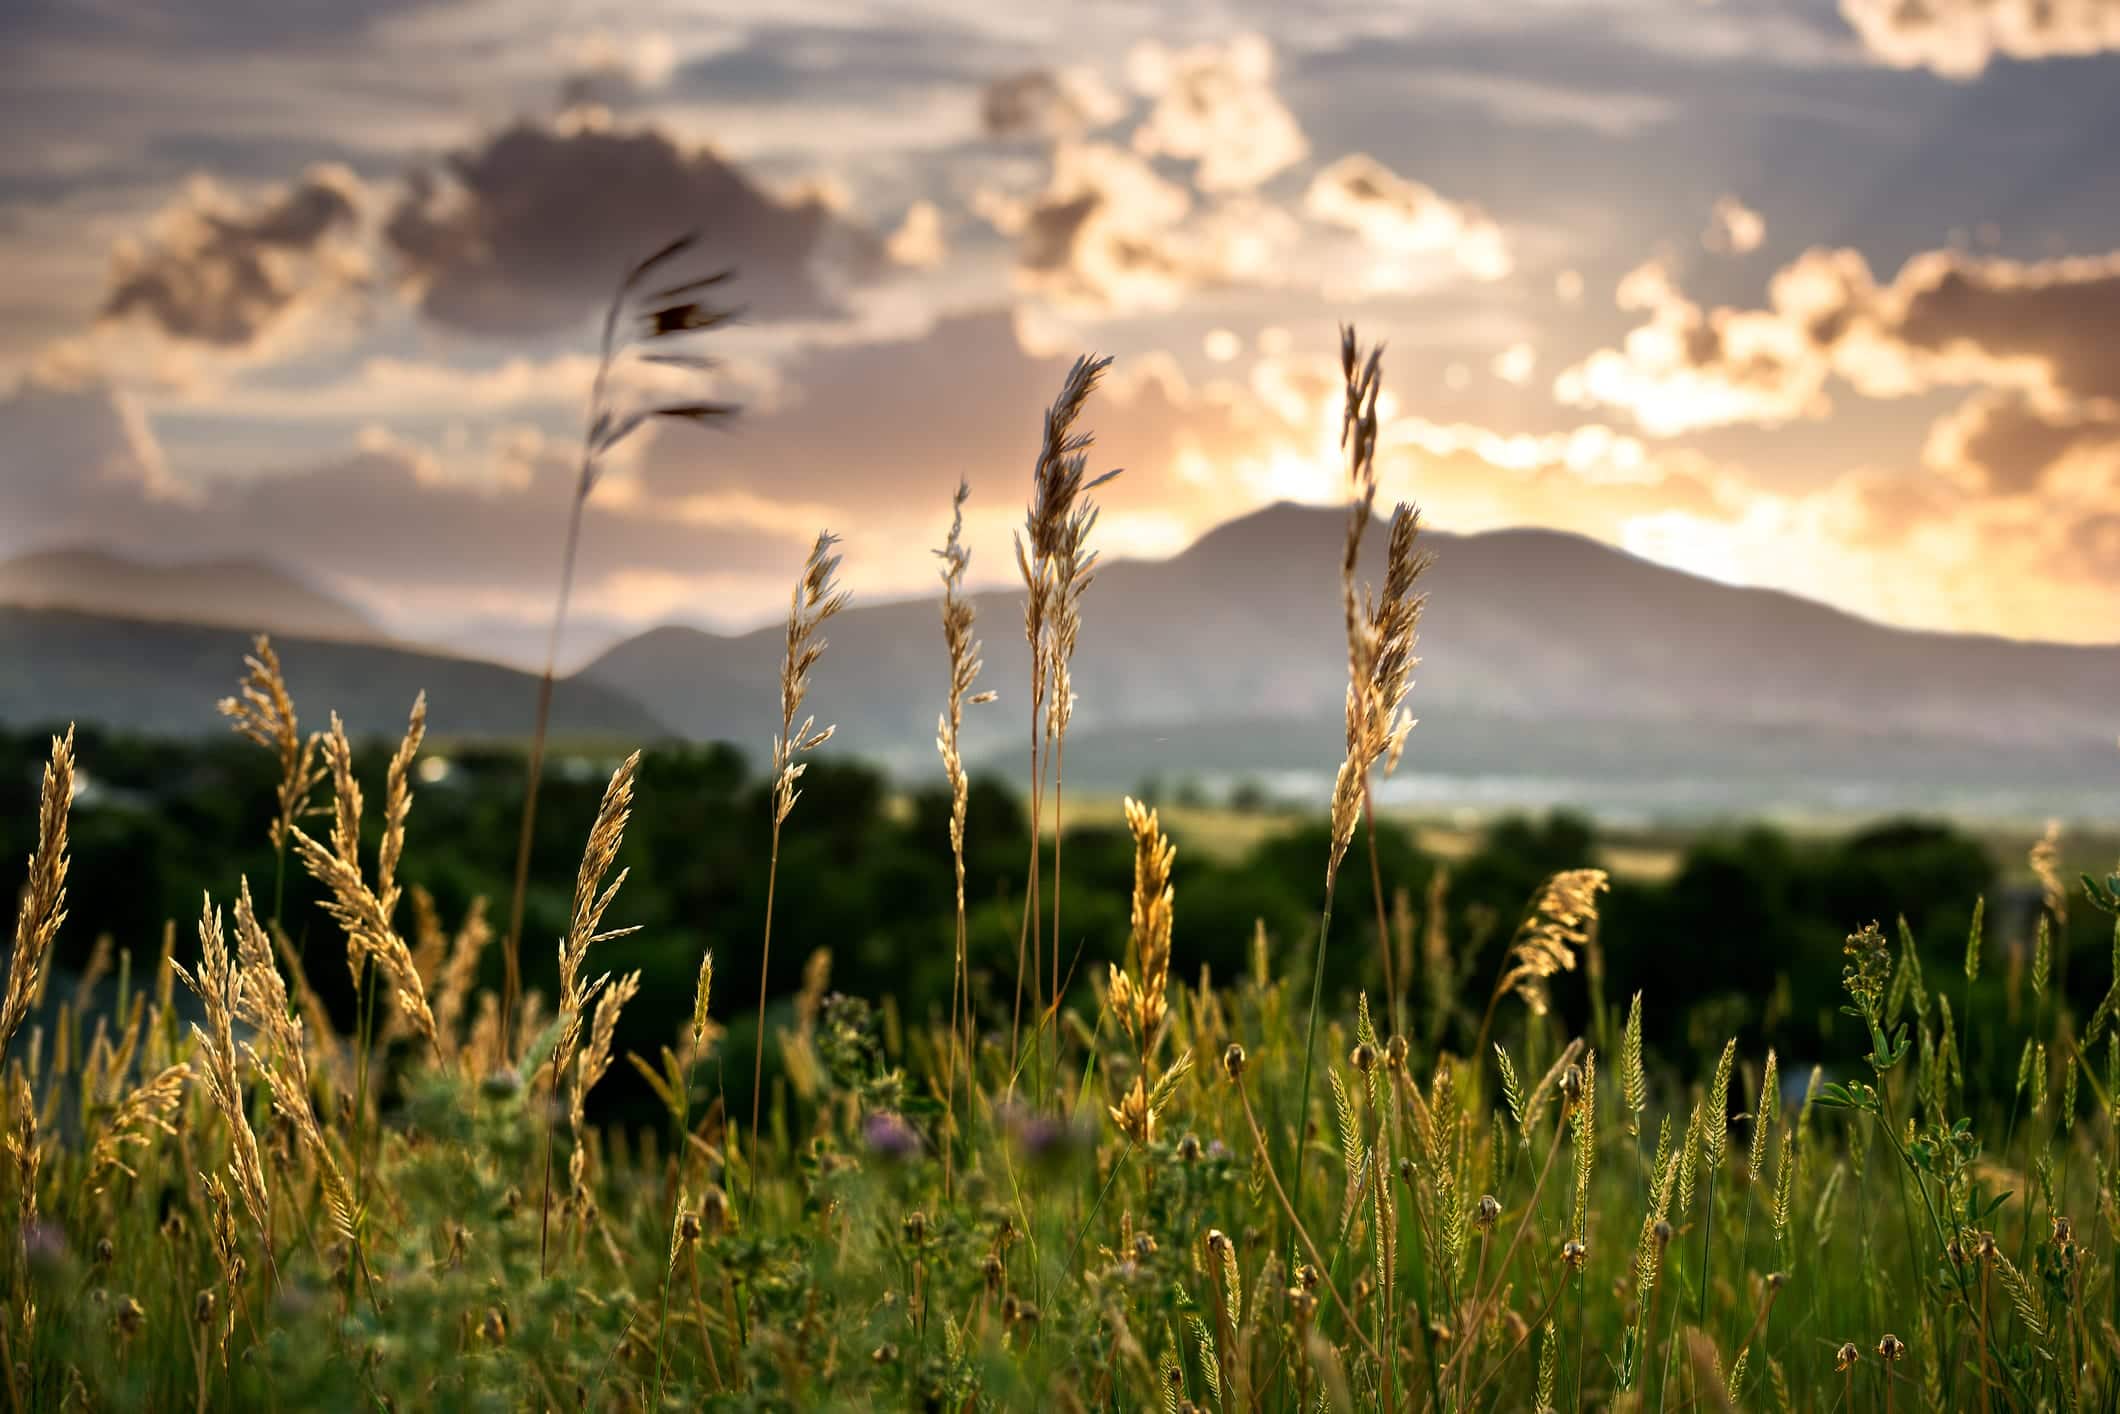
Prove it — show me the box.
[3,327,2118,1412]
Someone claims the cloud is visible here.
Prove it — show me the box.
[1703,195,1765,255]
[384,116,880,337]
[1491,343,1537,386]
[985,141,1300,312]
[1126,34,1307,193]
[1555,245,2120,435]
[0,374,174,515]
[554,29,679,106]
[885,200,947,270]
[980,67,1126,140]
[1303,154,1511,283]
[99,164,366,350]
[1840,0,2120,76]
[1552,257,1830,435]
[1920,390,2120,495]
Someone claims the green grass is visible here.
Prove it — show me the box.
[4,667,2118,1413]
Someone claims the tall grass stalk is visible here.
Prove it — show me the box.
[501,234,736,1061]
[749,533,846,1201]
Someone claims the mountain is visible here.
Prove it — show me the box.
[586,502,2120,818]
[0,607,668,742]
[0,547,378,643]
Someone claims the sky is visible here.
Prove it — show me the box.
[4,0,2119,665]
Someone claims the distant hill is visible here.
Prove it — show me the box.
[586,501,2120,817]
[0,547,378,643]
[0,607,669,742]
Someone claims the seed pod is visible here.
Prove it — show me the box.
[1222,1043,1247,1082]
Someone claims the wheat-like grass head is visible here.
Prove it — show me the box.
[1498,868,1609,1017]
[2,725,74,1055]
[218,637,324,851]
[773,533,849,826]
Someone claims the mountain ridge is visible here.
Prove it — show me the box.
[0,545,379,644]
[0,606,668,742]
[584,501,2120,800]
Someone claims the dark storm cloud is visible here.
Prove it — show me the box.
[99,167,364,348]
[384,120,883,337]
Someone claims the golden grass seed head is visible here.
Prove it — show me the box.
[1475,1194,1501,1230]
[1877,1334,1905,1363]
[1222,1043,1246,1082]
[1836,1343,1860,1372]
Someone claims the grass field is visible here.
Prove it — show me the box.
[4,333,2117,1412]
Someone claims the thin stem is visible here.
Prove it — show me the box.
[1233,1078,1380,1362]
[1698,1164,1717,1328]
[1008,695,1044,1101]
[1051,733,1065,1100]
[1287,887,1338,1261]
[503,491,587,1064]
[1441,1096,1572,1384]
[1361,784,1399,1037]
[1462,1274,1567,1410]
[944,870,966,1201]
[1573,1262,1587,1414]
[748,817,785,1212]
